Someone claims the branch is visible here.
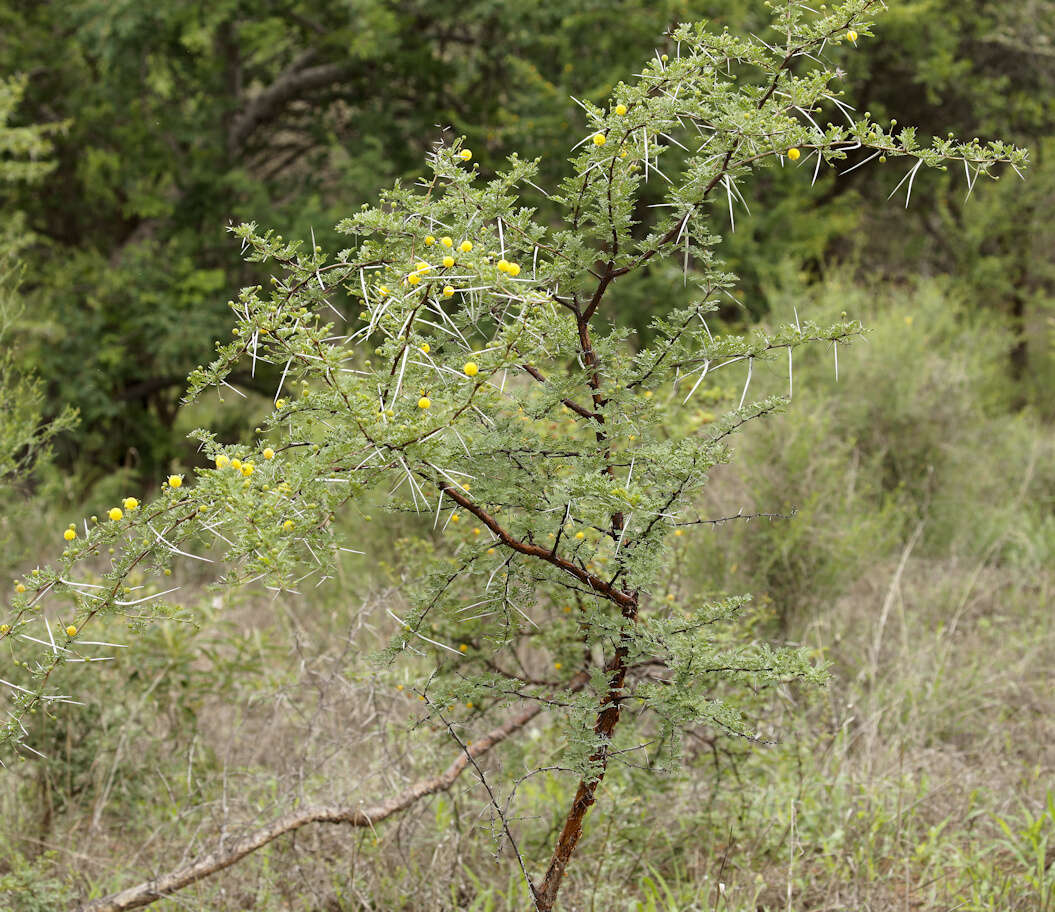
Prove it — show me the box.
[520,363,599,420]
[73,699,547,912]
[228,51,360,151]
[434,482,636,610]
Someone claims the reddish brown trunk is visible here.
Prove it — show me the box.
[533,629,634,911]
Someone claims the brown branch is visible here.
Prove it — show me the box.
[435,483,636,611]
[520,363,599,420]
[73,698,549,912]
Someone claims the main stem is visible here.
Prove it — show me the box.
[533,288,636,911]
[533,602,637,910]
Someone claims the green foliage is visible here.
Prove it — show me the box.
[0,2,1028,907]
[0,0,761,481]
[0,851,75,912]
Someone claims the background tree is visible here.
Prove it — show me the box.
[4,0,1049,488]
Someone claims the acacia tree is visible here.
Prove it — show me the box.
[0,3,1025,909]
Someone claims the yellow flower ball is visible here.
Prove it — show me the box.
[458,240,472,253]
[282,519,294,530]
[407,273,421,285]
[65,625,77,637]
[497,259,510,273]
[442,285,455,298]
[459,149,473,161]
[424,235,436,246]
[440,236,453,248]
[418,396,431,409]
[15,583,25,594]
[241,463,254,477]
[263,447,275,460]
[615,103,627,116]
[847,29,858,42]
[459,643,469,652]
[442,255,455,268]
[231,458,242,470]
[168,474,183,488]
[575,531,585,539]
[123,497,139,511]
[487,547,496,554]
[421,342,431,354]
[450,513,459,522]
[787,147,801,161]
[463,362,479,377]
[592,133,606,146]
[554,662,563,670]
[276,398,286,409]
[507,262,520,277]
[0,625,9,635]
[108,507,123,522]
[415,261,430,272]
[63,528,77,541]
[378,285,389,297]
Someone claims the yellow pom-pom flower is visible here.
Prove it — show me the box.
[787,147,801,161]
[407,272,421,285]
[263,447,275,460]
[459,149,473,161]
[276,398,286,409]
[231,458,242,470]
[847,29,858,42]
[123,497,139,511]
[0,625,9,635]
[440,236,453,248]
[424,235,435,246]
[65,625,77,637]
[459,643,469,652]
[420,342,430,354]
[497,259,510,273]
[282,519,294,530]
[108,507,123,522]
[241,463,254,477]
[458,240,472,253]
[615,103,627,116]
[443,285,455,298]
[63,528,77,541]
[418,396,431,409]
[507,262,520,277]
[15,583,26,594]
[378,285,389,297]
[168,474,183,488]
[592,133,606,146]
[214,457,229,471]
[463,362,479,377]
[442,255,455,268]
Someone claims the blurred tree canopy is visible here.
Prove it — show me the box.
[0,0,1051,486]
